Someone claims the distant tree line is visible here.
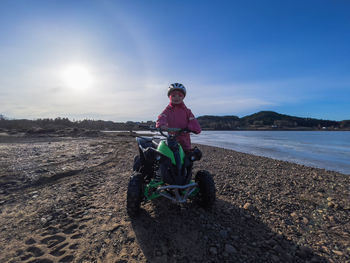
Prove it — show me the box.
[1,111,349,131]
[0,115,155,131]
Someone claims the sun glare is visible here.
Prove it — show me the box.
[62,64,94,90]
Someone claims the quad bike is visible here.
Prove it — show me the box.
[127,126,216,217]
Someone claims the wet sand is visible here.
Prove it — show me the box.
[0,132,349,262]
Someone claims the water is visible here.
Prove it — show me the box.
[191,131,350,175]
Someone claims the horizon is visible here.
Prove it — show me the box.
[1,110,348,123]
[1,1,350,121]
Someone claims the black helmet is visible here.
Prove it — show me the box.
[167,83,186,97]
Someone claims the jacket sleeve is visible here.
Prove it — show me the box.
[156,107,169,128]
[187,109,201,134]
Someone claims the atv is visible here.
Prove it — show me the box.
[127,126,216,217]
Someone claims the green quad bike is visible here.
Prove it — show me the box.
[127,126,216,217]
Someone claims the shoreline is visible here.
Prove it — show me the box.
[0,134,349,262]
[194,142,350,176]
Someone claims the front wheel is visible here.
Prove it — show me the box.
[127,172,143,217]
[195,170,216,209]
[133,155,141,171]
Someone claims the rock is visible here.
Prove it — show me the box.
[290,212,298,218]
[209,246,217,255]
[332,250,343,256]
[243,202,251,210]
[321,246,330,254]
[302,217,309,224]
[328,202,334,208]
[225,244,237,254]
[40,217,47,224]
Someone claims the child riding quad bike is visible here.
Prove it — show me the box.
[127,126,216,217]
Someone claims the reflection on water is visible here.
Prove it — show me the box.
[191,131,350,175]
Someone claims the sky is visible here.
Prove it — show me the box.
[0,0,349,122]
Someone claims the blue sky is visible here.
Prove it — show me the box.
[0,0,349,121]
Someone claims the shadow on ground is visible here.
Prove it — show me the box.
[131,198,328,263]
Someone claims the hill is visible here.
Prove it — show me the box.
[198,111,350,130]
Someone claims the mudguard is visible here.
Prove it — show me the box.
[157,140,185,165]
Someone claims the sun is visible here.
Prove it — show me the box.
[62,64,94,90]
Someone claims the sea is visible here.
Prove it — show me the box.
[191,131,350,175]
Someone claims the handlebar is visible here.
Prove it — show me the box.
[138,125,191,137]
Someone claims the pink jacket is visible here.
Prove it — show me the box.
[156,102,201,151]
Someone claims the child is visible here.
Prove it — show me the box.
[156,83,201,152]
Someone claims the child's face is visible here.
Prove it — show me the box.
[169,90,184,104]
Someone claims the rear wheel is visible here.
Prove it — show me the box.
[195,170,216,209]
[127,172,143,217]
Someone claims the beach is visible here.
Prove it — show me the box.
[0,131,349,262]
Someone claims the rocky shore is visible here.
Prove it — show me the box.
[0,131,349,262]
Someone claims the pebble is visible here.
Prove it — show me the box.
[321,246,330,253]
[332,250,343,256]
[243,202,251,210]
[290,212,298,218]
[40,217,47,224]
[225,244,237,254]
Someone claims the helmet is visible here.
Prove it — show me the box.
[167,83,186,97]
